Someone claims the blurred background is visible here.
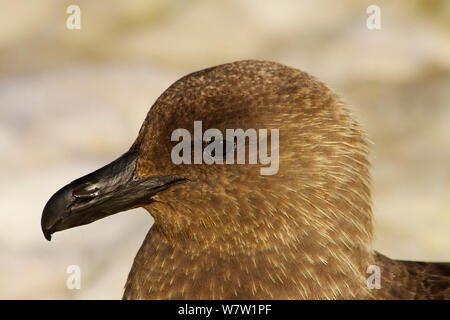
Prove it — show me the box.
[0,0,449,299]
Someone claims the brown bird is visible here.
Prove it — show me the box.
[41,60,449,299]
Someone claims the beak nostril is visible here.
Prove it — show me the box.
[73,192,98,199]
[72,196,94,206]
[73,188,100,200]
[70,189,100,209]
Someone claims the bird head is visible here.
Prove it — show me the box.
[41,60,373,255]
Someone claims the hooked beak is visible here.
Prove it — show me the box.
[41,150,185,241]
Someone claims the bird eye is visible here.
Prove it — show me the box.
[203,139,236,159]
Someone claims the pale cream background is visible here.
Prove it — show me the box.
[0,0,449,299]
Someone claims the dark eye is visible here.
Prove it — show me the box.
[203,138,236,159]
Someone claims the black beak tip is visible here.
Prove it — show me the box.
[41,190,66,242]
[41,207,55,241]
[43,228,52,241]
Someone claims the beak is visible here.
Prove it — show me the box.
[41,150,185,241]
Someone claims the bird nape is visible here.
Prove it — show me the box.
[41,60,450,300]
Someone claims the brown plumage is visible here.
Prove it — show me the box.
[41,60,449,299]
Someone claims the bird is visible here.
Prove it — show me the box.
[41,60,449,299]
